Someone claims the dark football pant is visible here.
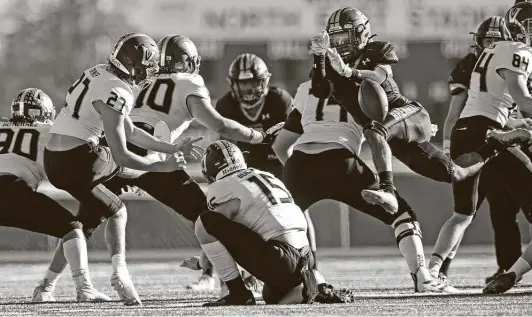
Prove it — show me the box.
[283,148,416,226]
[0,174,81,238]
[101,121,207,223]
[44,144,124,238]
[451,116,532,217]
[199,211,314,304]
[483,167,522,270]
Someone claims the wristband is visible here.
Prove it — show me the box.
[443,139,451,150]
[350,68,362,80]
[342,66,353,78]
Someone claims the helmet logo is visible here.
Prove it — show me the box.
[141,46,155,66]
[509,8,523,23]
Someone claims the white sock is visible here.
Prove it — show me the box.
[428,255,443,273]
[112,254,127,274]
[43,269,61,290]
[432,213,472,263]
[202,241,240,282]
[509,257,532,279]
[392,215,425,275]
[63,238,88,277]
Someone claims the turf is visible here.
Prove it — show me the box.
[1,246,532,316]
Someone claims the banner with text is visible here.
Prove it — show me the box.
[121,0,515,40]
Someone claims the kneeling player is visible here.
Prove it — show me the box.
[273,80,457,293]
[194,141,319,306]
[1,88,109,302]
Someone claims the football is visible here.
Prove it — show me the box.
[358,79,389,122]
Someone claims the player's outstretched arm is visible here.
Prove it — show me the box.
[503,69,532,114]
[187,95,264,144]
[96,101,185,172]
[123,116,179,154]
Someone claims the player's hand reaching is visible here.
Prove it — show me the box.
[154,152,187,172]
[309,31,330,56]
[180,256,202,271]
[173,136,204,161]
[327,48,354,78]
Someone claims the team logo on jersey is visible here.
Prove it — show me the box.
[261,113,270,120]
[361,58,370,66]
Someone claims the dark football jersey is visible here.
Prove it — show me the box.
[321,41,413,126]
[448,52,478,94]
[216,87,293,165]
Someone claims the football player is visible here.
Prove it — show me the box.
[42,33,198,306]
[442,16,524,284]
[272,80,457,293]
[34,35,277,297]
[193,140,325,306]
[0,88,109,302]
[430,3,532,290]
[216,53,290,179]
[308,7,524,214]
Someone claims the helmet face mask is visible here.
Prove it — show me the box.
[326,8,372,62]
[11,88,55,124]
[227,53,271,109]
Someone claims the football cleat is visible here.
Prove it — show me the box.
[486,129,532,147]
[203,290,256,307]
[361,189,398,214]
[483,272,517,294]
[32,279,56,302]
[241,269,262,296]
[485,268,522,285]
[74,275,112,302]
[411,273,460,294]
[186,272,216,292]
[111,271,142,306]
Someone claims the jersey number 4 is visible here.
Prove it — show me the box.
[248,172,294,205]
[135,78,175,114]
[473,52,494,92]
[0,128,39,161]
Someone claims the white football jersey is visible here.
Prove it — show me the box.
[0,121,51,190]
[130,73,210,142]
[207,168,307,241]
[51,64,135,144]
[461,41,532,127]
[293,80,364,154]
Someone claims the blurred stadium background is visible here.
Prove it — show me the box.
[0,0,528,253]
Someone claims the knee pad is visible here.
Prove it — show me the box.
[363,121,388,139]
[391,212,422,245]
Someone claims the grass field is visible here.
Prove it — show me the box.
[1,247,532,316]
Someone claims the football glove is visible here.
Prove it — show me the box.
[326,48,354,78]
[308,31,330,56]
[262,122,285,145]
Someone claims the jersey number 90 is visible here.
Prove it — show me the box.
[0,128,39,161]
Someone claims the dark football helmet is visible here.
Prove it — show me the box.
[471,16,513,54]
[505,2,532,45]
[108,33,160,86]
[227,53,271,109]
[157,35,201,74]
[326,7,373,62]
[201,140,247,184]
[11,88,55,123]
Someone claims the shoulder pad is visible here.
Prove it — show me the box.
[268,87,293,105]
[363,41,399,65]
